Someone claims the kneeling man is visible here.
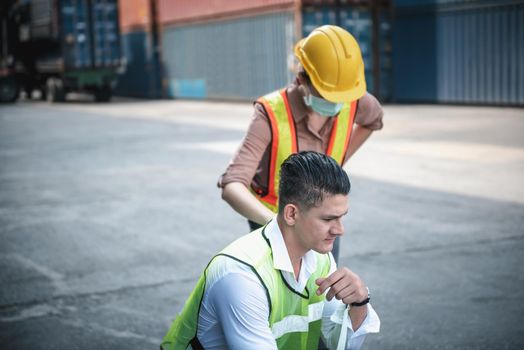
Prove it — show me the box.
[162,151,380,350]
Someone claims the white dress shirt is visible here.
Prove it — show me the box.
[195,219,380,349]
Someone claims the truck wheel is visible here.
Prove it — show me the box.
[94,86,112,102]
[0,77,20,103]
[46,78,65,103]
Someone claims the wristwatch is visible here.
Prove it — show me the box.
[350,287,370,307]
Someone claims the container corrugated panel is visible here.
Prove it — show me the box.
[60,0,120,70]
[61,0,93,69]
[92,0,120,67]
[393,1,524,105]
[162,12,295,100]
[302,0,336,5]
[340,9,373,91]
[379,12,392,101]
[158,0,295,25]
[115,30,161,98]
[301,6,337,37]
[118,0,150,33]
[394,0,480,7]
[30,0,55,39]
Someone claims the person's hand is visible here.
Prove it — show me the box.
[315,267,368,305]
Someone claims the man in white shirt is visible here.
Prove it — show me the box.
[162,151,380,350]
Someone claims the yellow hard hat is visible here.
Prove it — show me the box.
[294,25,366,103]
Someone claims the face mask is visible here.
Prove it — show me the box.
[303,94,344,117]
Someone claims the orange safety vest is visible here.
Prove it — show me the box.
[253,89,358,213]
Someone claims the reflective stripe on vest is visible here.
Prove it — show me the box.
[327,101,358,164]
[161,227,332,350]
[255,90,358,213]
[255,89,297,212]
[271,301,324,339]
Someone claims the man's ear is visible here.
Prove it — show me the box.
[283,203,299,226]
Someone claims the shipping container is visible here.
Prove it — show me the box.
[60,0,120,69]
[115,30,161,98]
[392,0,524,105]
[393,0,486,7]
[119,0,151,32]
[158,0,296,25]
[302,2,393,102]
[161,12,295,100]
[301,6,337,37]
[303,0,337,5]
[0,0,122,103]
[155,0,392,101]
[115,0,161,98]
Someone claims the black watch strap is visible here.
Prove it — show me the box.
[350,287,370,307]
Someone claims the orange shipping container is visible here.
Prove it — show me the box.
[118,0,152,33]
[158,0,297,25]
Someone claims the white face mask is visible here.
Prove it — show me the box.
[303,94,344,117]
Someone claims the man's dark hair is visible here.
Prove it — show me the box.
[278,151,350,213]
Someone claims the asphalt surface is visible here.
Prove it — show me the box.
[1,96,523,349]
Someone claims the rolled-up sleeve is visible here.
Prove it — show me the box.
[321,301,380,350]
[320,253,381,349]
[354,93,384,131]
[217,103,271,189]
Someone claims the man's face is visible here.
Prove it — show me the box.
[294,194,349,254]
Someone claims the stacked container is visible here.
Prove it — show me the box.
[152,0,391,101]
[301,0,392,102]
[0,0,122,103]
[59,0,120,69]
[157,0,296,100]
[115,0,161,98]
[392,0,524,106]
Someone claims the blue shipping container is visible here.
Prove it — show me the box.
[60,0,120,70]
[302,6,337,37]
[392,0,524,105]
[115,30,162,98]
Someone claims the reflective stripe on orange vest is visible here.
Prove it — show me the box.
[254,89,357,213]
[326,100,358,164]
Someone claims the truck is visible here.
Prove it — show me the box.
[0,0,122,103]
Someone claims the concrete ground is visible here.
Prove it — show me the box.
[0,96,523,349]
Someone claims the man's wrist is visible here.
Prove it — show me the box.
[350,287,370,307]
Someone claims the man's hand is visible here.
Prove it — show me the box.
[316,267,369,330]
[315,267,368,305]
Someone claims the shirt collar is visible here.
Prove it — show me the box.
[264,218,317,277]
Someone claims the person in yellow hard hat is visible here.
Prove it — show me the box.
[217,25,384,262]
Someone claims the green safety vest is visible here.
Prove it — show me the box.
[161,227,332,350]
[253,89,358,213]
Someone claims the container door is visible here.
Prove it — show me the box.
[91,0,120,68]
[61,0,92,69]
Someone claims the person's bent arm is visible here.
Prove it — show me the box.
[345,92,384,162]
[346,125,373,160]
[222,182,274,225]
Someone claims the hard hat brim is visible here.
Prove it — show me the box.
[316,75,367,103]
